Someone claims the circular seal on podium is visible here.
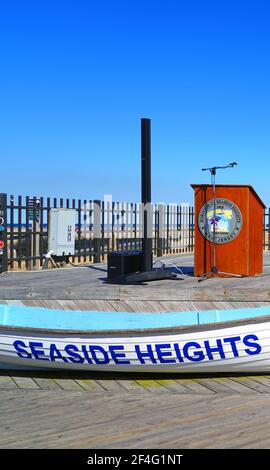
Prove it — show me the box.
[198,198,243,244]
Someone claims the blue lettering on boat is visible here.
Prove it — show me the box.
[243,334,262,355]
[204,339,226,360]
[135,344,157,364]
[81,344,93,363]
[89,345,110,364]
[13,340,32,359]
[183,341,205,362]
[223,336,241,357]
[64,344,84,363]
[50,343,69,362]
[29,341,49,361]
[12,334,262,365]
[108,345,130,364]
[155,343,176,364]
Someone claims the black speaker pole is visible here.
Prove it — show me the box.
[107,118,177,284]
[141,118,152,272]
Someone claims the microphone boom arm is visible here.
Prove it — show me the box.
[202,162,237,173]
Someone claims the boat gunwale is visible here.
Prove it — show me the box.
[0,314,270,337]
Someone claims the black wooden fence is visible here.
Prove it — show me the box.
[4,194,195,271]
[2,194,270,272]
[264,208,270,251]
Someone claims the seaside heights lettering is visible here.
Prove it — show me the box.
[12,334,261,365]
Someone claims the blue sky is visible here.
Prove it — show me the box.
[0,1,270,205]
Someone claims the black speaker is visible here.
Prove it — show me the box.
[107,250,143,280]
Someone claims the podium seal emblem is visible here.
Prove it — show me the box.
[198,198,243,244]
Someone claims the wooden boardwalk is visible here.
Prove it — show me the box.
[1,253,270,302]
[2,369,270,448]
[2,298,270,312]
[2,253,270,448]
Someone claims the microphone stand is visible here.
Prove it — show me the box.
[198,162,243,282]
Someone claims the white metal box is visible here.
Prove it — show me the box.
[48,208,76,256]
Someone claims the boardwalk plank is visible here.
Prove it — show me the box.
[56,300,80,311]
[134,379,169,393]
[71,300,100,311]
[107,301,134,312]
[32,377,63,390]
[52,378,85,391]
[94,379,128,392]
[92,300,118,311]
[229,377,270,393]
[73,379,105,392]
[174,378,216,394]
[194,378,238,394]
[0,374,19,389]
[155,379,192,393]
[11,376,40,390]
[211,377,259,394]
[159,301,216,312]
[114,379,148,392]
[247,376,270,389]
[125,300,166,313]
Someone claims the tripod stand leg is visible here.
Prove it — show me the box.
[197,270,217,282]
[198,274,212,282]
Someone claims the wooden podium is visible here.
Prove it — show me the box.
[191,184,266,277]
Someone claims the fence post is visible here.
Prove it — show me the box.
[268,208,270,252]
[93,200,101,263]
[0,193,8,273]
[157,204,165,257]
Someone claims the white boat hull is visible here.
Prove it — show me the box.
[1,317,270,372]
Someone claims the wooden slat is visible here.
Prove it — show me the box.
[107,301,134,312]
[32,377,63,390]
[174,378,216,394]
[155,378,192,393]
[210,377,259,394]
[248,376,270,390]
[94,379,128,392]
[229,376,270,393]
[194,378,239,394]
[125,300,166,313]
[73,378,105,392]
[91,300,117,311]
[134,379,169,393]
[11,376,40,390]
[52,377,85,391]
[72,300,106,311]
[0,374,19,389]
[56,300,81,311]
[114,379,148,392]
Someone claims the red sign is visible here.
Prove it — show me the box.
[0,240,4,249]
